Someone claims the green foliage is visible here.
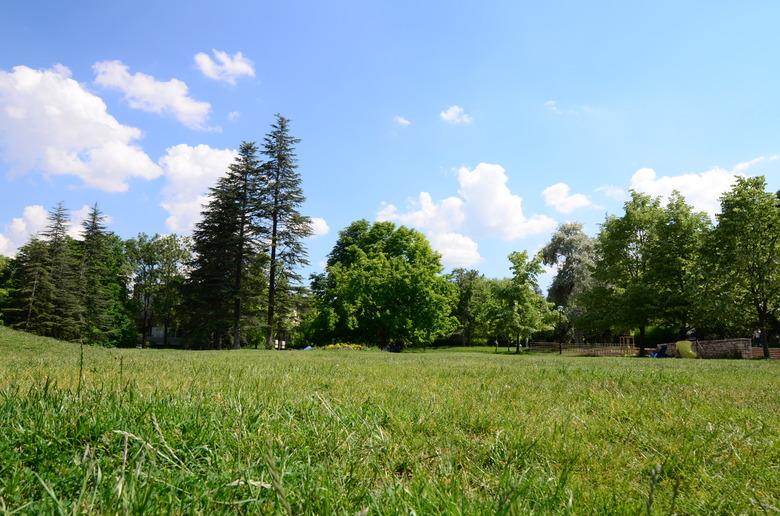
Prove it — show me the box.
[483,252,554,349]
[645,192,710,339]
[1,326,777,513]
[541,223,595,341]
[0,255,11,325]
[185,141,267,348]
[701,177,780,357]
[260,114,312,348]
[447,268,490,346]
[321,343,366,350]
[311,220,457,348]
[127,233,191,348]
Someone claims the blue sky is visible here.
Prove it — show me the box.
[1,1,779,285]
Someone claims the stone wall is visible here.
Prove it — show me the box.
[664,339,751,359]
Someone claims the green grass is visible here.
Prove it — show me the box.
[0,326,778,514]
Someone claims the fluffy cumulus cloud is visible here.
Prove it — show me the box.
[93,60,211,130]
[0,205,48,256]
[309,217,330,237]
[428,232,482,267]
[629,162,755,216]
[596,184,628,202]
[194,50,255,85]
[393,115,411,126]
[541,182,594,213]
[378,163,556,267]
[377,193,477,267]
[0,65,161,191]
[439,105,473,125]
[159,144,237,232]
[457,163,557,240]
[0,203,114,255]
[378,193,464,235]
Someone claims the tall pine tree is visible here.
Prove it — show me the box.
[41,203,83,341]
[260,114,312,348]
[186,142,264,348]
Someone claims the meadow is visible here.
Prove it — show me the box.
[0,326,778,514]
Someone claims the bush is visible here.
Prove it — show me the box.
[321,343,366,351]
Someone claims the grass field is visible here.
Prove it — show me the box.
[0,327,778,514]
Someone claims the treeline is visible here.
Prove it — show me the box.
[1,123,778,356]
[0,114,312,349]
[413,176,777,358]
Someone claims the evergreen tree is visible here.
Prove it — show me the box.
[41,203,83,341]
[260,114,312,348]
[6,239,53,334]
[185,142,264,348]
[79,204,114,344]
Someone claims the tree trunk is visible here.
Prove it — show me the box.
[163,318,169,348]
[760,311,770,359]
[265,210,279,349]
[25,268,39,330]
[515,335,520,354]
[638,325,646,356]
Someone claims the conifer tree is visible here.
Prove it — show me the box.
[7,239,53,334]
[186,142,263,348]
[260,115,312,348]
[79,204,113,344]
[42,203,83,340]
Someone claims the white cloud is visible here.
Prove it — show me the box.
[0,65,162,192]
[393,115,411,126]
[227,111,241,122]
[544,100,558,112]
[630,166,740,216]
[542,182,594,213]
[0,203,115,255]
[194,49,255,85]
[159,144,237,232]
[0,205,47,256]
[377,163,558,267]
[440,105,473,125]
[310,217,330,237]
[377,193,477,267]
[457,163,557,240]
[428,232,482,268]
[377,193,464,235]
[93,60,211,130]
[596,184,628,202]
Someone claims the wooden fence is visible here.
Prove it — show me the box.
[528,342,639,357]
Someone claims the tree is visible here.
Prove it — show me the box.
[0,255,11,325]
[153,235,191,347]
[185,142,265,349]
[126,233,161,348]
[589,192,662,352]
[260,115,312,348]
[311,220,456,349]
[5,239,53,334]
[448,268,489,346]
[540,223,595,341]
[645,192,710,339]
[706,176,780,358]
[41,203,83,341]
[79,204,127,345]
[486,252,553,352]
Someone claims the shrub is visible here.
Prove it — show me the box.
[321,343,366,351]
